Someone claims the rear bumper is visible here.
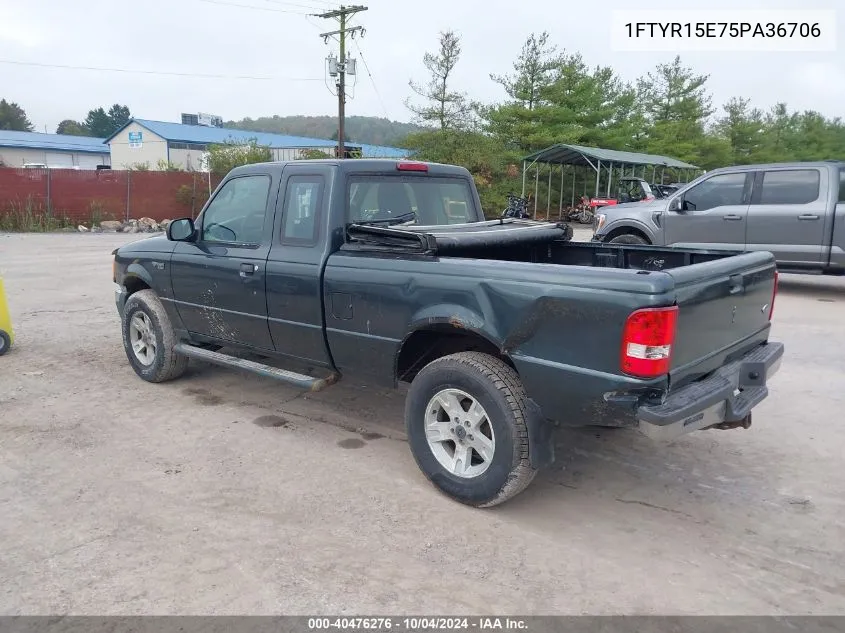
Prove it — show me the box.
[636,341,784,441]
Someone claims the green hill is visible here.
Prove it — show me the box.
[225,115,422,147]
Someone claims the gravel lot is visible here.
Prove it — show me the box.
[1,230,844,615]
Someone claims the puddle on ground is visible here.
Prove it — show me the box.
[252,415,291,428]
[337,438,366,449]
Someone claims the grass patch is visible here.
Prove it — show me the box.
[0,197,74,232]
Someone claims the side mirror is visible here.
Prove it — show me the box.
[167,217,196,241]
[668,197,683,212]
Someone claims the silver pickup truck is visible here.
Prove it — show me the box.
[593,161,845,275]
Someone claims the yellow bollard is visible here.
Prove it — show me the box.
[0,276,13,355]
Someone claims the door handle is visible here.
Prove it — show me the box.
[798,214,820,221]
[723,214,742,221]
[729,273,744,295]
[239,263,259,277]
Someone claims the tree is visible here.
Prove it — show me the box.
[298,148,332,160]
[636,56,714,165]
[542,57,641,149]
[56,119,91,136]
[484,33,563,151]
[84,108,115,138]
[714,97,764,164]
[402,128,509,216]
[107,104,131,130]
[206,139,272,175]
[83,103,132,137]
[485,49,639,154]
[0,99,34,131]
[491,32,560,111]
[406,30,471,130]
[637,55,712,124]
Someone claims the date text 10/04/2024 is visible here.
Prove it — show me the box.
[624,22,821,38]
[307,618,528,631]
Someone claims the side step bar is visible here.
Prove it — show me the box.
[174,343,338,392]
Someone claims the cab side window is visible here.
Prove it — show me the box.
[682,173,746,212]
[757,170,820,205]
[281,176,324,244]
[201,175,271,244]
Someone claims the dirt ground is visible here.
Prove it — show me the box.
[1,230,844,616]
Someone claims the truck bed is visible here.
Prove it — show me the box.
[346,218,738,271]
[340,218,778,396]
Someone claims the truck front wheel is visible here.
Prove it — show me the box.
[121,289,188,383]
[608,233,648,245]
[405,352,537,507]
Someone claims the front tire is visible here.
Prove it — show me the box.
[121,289,188,383]
[405,352,537,507]
[608,233,648,245]
[0,330,10,356]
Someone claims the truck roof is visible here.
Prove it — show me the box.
[228,158,472,178]
[706,160,844,174]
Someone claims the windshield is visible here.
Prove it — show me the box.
[347,176,478,226]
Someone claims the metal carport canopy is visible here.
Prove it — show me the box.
[520,143,700,201]
[522,143,698,170]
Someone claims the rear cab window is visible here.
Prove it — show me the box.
[347,176,479,226]
[756,169,820,205]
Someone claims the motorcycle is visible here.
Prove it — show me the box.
[566,197,595,225]
[501,193,532,219]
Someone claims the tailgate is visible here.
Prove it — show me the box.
[665,250,777,388]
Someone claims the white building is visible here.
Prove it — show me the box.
[105,117,409,171]
[0,131,110,169]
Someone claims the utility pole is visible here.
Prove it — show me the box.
[315,4,366,159]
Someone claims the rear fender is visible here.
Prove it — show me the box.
[399,304,555,469]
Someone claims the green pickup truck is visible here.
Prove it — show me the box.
[113,159,783,507]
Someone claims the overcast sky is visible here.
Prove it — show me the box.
[1,0,842,134]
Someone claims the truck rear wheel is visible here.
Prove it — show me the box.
[405,352,537,507]
[121,289,188,383]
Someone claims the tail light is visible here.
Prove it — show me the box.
[768,270,778,321]
[396,161,428,172]
[621,306,679,378]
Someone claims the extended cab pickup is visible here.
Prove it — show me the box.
[113,159,783,507]
[593,161,845,276]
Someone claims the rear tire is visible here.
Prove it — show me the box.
[121,289,188,383]
[405,352,537,507]
[0,330,10,356]
[608,233,648,245]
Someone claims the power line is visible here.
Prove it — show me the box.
[198,0,310,14]
[0,59,323,81]
[353,40,393,122]
[263,0,338,9]
[291,0,340,6]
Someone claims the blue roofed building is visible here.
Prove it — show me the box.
[104,117,410,171]
[0,131,111,169]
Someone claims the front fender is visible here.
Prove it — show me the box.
[124,262,155,289]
